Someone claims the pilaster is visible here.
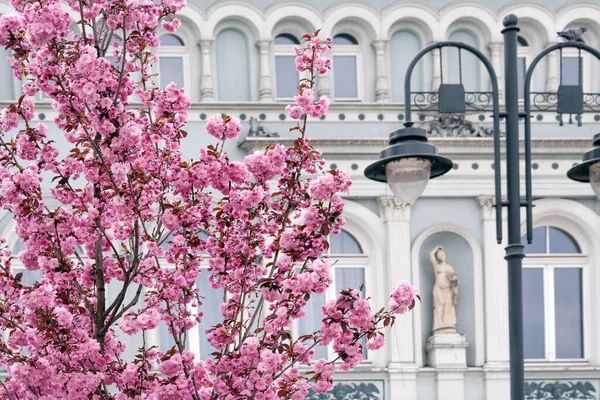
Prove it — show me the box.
[478,196,510,400]
[378,197,415,361]
[257,40,273,102]
[373,40,389,103]
[546,45,559,92]
[380,196,418,398]
[431,44,441,91]
[199,40,215,102]
[317,74,330,99]
[489,42,504,100]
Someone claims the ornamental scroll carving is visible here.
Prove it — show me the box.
[418,117,501,138]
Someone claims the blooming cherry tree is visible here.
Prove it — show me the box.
[0,0,417,397]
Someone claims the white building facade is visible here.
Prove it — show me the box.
[1,0,600,399]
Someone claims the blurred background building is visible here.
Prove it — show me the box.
[1,1,600,399]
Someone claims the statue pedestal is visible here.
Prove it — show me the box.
[426,333,468,400]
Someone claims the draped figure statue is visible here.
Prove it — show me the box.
[430,246,459,334]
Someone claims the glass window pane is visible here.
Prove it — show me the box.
[562,57,581,86]
[275,56,298,98]
[298,291,327,359]
[517,57,526,99]
[391,30,422,101]
[523,268,545,358]
[549,227,580,254]
[159,320,177,352]
[522,226,547,254]
[197,273,223,359]
[335,268,365,295]
[159,57,184,89]
[336,268,367,357]
[160,34,184,46]
[216,29,250,101]
[332,34,358,45]
[20,269,43,286]
[333,56,358,98]
[274,34,298,45]
[0,47,15,100]
[447,30,479,91]
[554,268,583,358]
[330,231,362,255]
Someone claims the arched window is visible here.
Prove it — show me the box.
[216,29,251,101]
[447,29,480,92]
[298,230,369,360]
[0,46,15,101]
[521,226,585,360]
[157,34,187,89]
[274,34,300,99]
[517,35,531,99]
[390,30,423,102]
[157,230,221,358]
[331,33,360,100]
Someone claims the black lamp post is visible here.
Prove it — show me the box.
[365,14,600,400]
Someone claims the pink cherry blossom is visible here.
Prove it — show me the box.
[0,18,415,399]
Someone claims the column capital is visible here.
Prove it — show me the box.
[379,196,412,222]
[256,39,272,52]
[477,195,496,221]
[199,39,214,50]
[372,39,388,51]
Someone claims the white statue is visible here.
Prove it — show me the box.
[430,246,459,334]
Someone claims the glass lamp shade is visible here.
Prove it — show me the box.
[590,162,600,200]
[385,157,432,204]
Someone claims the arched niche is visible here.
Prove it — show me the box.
[444,17,492,92]
[270,16,315,43]
[412,225,484,367]
[328,17,377,102]
[560,18,600,92]
[389,24,427,101]
[213,17,260,102]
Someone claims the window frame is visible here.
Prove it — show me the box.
[522,226,590,364]
[150,233,221,360]
[517,35,531,101]
[331,36,362,102]
[559,48,589,91]
[272,35,303,102]
[155,33,190,90]
[291,230,372,363]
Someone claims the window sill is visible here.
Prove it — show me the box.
[524,360,597,371]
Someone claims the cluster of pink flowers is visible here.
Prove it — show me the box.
[390,280,419,314]
[286,88,330,119]
[285,35,332,121]
[295,35,333,73]
[205,113,242,140]
[0,4,418,396]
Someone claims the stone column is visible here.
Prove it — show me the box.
[257,40,273,102]
[199,40,215,102]
[546,45,559,91]
[373,40,389,103]
[478,196,510,400]
[431,45,441,90]
[489,42,503,100]
[379,197,418,400]
[317,74,330,99]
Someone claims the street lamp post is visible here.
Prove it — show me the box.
[365,14,600,400]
